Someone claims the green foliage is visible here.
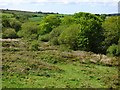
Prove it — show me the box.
[102,16,119,48]
[14,14,30,22]
[2,16,11,28]
[100,14,106,21]
[59,44,71,52]
[39,22,52,35]
[74,12,104,52]
[50,37,59,45]
[107,44,119,56]
[77,36,89,51]
[29,17,43,22]
[9,18,22,32]
[61,16,75,25]
[74,12,102,22]
[29,40,39,51]
[58,24,80,50]
[58,12,103,52]
[38,34,50,42]
[39,15,61,35]
[2,13,14,18]
[58,24,89,51]
[2,28,18,39]
[18,22,39,39]
[102,16,120,54]
[49,25,67,39]
[49,25,67,45]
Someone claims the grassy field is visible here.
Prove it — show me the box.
[2,40,119,88]
[29,17,44,22]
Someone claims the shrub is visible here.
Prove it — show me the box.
[59,44,71,52]
[107,44,119,56]
[50,37,59,45]
[18,22,39,39]
[38,34,50,42]
[29,40,39,51]
[2,28,18,39]
[10,18,22,32]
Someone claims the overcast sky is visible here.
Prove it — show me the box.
[0,0,119,14]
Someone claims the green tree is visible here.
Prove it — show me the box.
[102,16,120,53]
[54,12,104,52]
[18,22,39,40]
[39,15,61,35]
[58,24,89,50]
[74,12,104,53]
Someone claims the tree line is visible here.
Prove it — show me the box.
[2,11,120,56]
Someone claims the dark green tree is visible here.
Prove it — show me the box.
[74,12,104,53]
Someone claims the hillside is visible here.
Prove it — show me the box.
[1,9,120,88]
[2,39,119,88]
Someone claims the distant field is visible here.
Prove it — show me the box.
[29,17,43,22]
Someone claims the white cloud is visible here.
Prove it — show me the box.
[0,0,119,5]
[36,0,119,4]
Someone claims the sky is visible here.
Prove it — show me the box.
[0,0,119,14]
